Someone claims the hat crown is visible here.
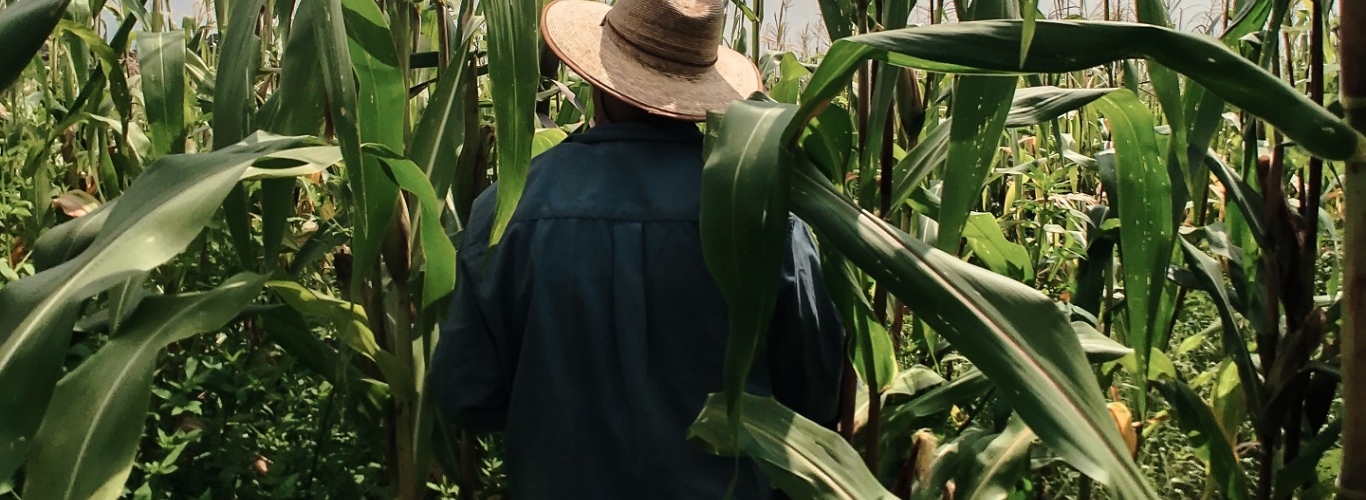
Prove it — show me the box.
[605,0,724,68]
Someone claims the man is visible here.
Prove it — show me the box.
[429,0,845,498]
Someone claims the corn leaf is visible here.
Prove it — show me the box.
[362,144,458,309]
[700,99,798,427]
[962,212,1034,283]
[688,393,898,500]
[790,157,1158,497]
[0,133,328,479]
[938,75,1016,250]
[1179,237,1263,419]
[790,20,1363,163]
[884,368,993,436]
[214,0,266,270]
[339,0,406,286]
[22,274,267,500]
[408,35,476,204]
[1090,90,1175,424]
[953,416,1037,500]
[823,251,898,393]
[1004,86,1113,127]
[483,0,539,246]
[138,31,187,157]
[1155,380,1252,500]
[815,0,854,41]
[0,0,73,92]
[1221,0,1272,44]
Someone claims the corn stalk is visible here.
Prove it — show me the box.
[1339,0,1366,495]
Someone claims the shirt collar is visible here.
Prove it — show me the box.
[568,120,704,145]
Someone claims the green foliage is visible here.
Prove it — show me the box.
[0,0,1358,498]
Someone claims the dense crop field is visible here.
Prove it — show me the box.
[0,0,1363,498]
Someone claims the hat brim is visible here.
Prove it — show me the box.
[541,0,762,122]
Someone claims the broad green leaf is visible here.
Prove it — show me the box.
[1205,153,1268,249]
[789,21,1363,163]
[407,36,476,204]
[688,393,898,500]
[1210,360,1245,445]
[884,368,993,436]
[884,364,947,403]
[770,52,812,104]
[252,14,323,270]
[22,274,266,500]
[362,144,458,308]
[814,0,853,41]
[0,0,73,92]
[483,0,539,246]
[31,200,116,272]
[1090,91,1174,419]
[265,280,378,355]
[1004,86,1115,127]
[1272,419,1342,500]
[55,19,117,70]
[954,416,1036,500]
[1018,0,1038,65]
[888,85,1114,215]
[1125,18,1186,226]
[265,279,413,399]
[530,128,568,158]
[0,133,326,478]
[937,75,1015,251]
[1155,380,1251,500]
[1182,83,1225,211]
[790,159,1157,497]
[962,212,1033,283]
[214,0,266,270]
[1179,237,1263,418]
[137,30,187,157]
[1133,0,1184,185]
[701,99,798,427]
[1074,321,1133,363]
[854,362,949,432]
[802,102,854,181]
[823,252,897,393]
[257,0,327,137]
[258,306,386,419]
[889,118,950,210]
[339,0,406,288]
[1221,0,1271,44]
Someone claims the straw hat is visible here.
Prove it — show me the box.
[541,0,763,122]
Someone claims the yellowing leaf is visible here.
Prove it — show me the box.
[1107,401,1138,458]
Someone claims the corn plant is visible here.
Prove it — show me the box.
[0,0,544,496]
[0,0,1363,497]
[693,0,1364,499]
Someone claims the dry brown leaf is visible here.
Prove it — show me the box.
[911,429,939,487]
[51,190,100,218]
[1107,401,1138,458]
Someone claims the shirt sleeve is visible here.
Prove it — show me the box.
[766,215,846,428]
[430,254,509,433]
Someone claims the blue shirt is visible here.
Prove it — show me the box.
[430,119,846,500]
